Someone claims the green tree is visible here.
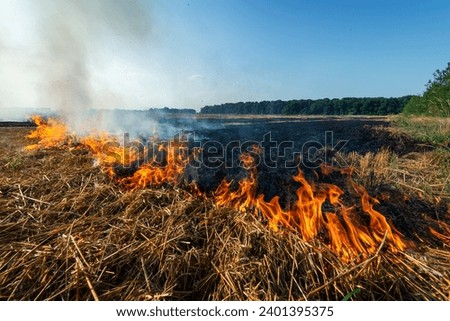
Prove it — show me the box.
[403,63,450,116]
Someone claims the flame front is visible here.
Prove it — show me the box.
[214,152,258,212]
[119,141,188,189]
[26,116,187,189]
[214,151,408,262]
[25,116,70,151]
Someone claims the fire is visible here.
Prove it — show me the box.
[81,133,139,171]
[25,116,71,151]
[25,116,188,189]
[214,151,408,262]
[430,222,450,246]
[214,152,258,212]
[118,141,189,189]
[25,116,450,262]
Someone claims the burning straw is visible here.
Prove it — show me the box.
[0,117,449,300]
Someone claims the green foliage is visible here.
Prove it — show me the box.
[7,156,23,170]
[342,288,361,301]
[403,63,450,117]
[200,96,412,116]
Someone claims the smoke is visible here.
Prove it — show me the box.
[0,1,223,137]
[33,0,151,132]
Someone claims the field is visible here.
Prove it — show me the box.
[0,115,449,300]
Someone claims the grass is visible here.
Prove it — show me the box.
[389,115,449,201]
[342,148,450,203]
[0,127,449,300]
[342,288,362,301]
[391,115,450,147]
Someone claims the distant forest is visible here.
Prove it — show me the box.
[148,107,196,114]
[200,96,413,115]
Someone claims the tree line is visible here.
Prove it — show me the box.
[200,96,413,115]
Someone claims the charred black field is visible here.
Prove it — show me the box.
[0,115,449,301]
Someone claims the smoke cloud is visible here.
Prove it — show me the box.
[33,0,151,132]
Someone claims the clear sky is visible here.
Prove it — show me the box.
[0,0,449,112]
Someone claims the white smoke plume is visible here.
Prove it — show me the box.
[33,0,151,133]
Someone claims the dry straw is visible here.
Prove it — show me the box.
[0,128,449,300]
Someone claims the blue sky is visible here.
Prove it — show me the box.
[0,0,449,111]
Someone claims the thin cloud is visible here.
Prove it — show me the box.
[188,74,205,81]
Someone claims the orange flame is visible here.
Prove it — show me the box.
[25,116,188,188]
[214,151,408,262]
[430,222,450,246]
[25,116,70,151]
[118,142,189,189]
[81,133,141,179]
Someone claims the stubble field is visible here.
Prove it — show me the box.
[0,115,449,300]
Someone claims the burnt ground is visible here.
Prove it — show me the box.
[153,115,432,192]
[22,114,415,196]
[152,115,430,154]
[0,115,438,199]
[0,115,437,182]
[0,121,34,128]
